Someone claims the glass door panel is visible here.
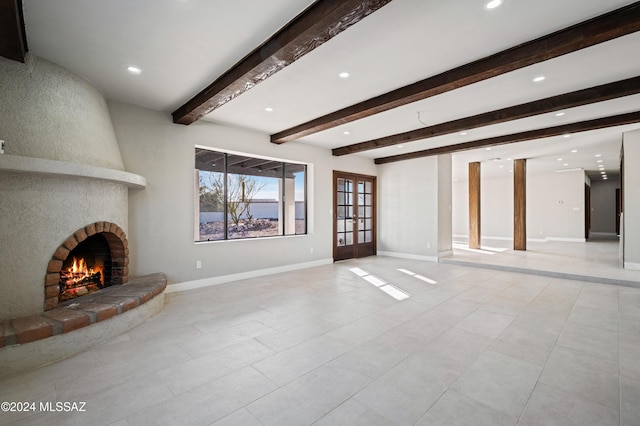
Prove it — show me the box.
[334,172,376,261]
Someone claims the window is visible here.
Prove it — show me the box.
[195,147,307,241]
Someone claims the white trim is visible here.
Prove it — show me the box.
[453,234,587,243]
[545,237,586,243]
[377,251,438,262]
[452,235,513,241]
[165,258,333,293]
[624,262,640,271]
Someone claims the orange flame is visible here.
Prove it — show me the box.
[64,257,104,285]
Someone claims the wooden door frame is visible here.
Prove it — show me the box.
[333,171,377,261]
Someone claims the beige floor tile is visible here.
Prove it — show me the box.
[539,346,619,410]
[354,354,459,425]
[451,350,541,417]
[454,309,515,339]
[247,363,371,425]
[519,382,618,426]
[416,389,517,426]
[490,323,557,367]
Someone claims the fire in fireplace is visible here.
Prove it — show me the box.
[58,233,112,302]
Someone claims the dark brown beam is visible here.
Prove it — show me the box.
[272,1,640,144]
[334,76,640,156]
[172,0,392,125]
[469,162,481,250]
[0,0,28,63]
[513,159,527,251]
[374,111,640,164]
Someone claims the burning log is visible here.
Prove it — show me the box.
[60,271,102,289]
[59,256,105,301]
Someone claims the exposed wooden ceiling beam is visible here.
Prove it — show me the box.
[0,0,28,63]
[172,0,393,125]
[374,111,640,165]
[332,76,640,156]
[271,1,640,144]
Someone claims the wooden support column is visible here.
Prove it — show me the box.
[514,159,527,250]
[469,162,481,249]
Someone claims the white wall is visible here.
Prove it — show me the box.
[590,179,619,235]
[452,167,585,242]
[377,156,445,260]
[437,155,453,256]
[528,170,585,241]
[623,130,640,268]
[0,55,123,170]
[108,102,376,286]
[452,169,513,239]
[452,178,467,237]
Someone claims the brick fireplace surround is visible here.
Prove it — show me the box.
[45,221,130,311]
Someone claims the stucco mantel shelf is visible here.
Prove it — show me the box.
[0,154,146,189]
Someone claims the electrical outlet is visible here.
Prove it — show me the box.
[196,260,202,269]
[309,247,314,254]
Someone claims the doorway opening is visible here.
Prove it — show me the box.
[333,171,376,261]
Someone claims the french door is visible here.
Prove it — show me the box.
[333,171,376,261]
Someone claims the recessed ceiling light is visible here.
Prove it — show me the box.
[499,165,504,168]
[264,107,274,112]
[603,176,608,180]
[571,149,578,153]
[597,160,603,163]
[485,147,492,151]
[485,0,503,9]
[339,72,350,78]
[563,163,569,166]
[595,154,602,157]
[343,131,350,135]
[557,158,563,161]
[555,112,565,117]
[460,132,468,136]
[533,75,546,83]
[397,145,403,148]
[564,134,571,138]
[127,66,142,74]
[600,171,606,174]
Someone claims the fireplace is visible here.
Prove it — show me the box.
[45,221,129,310]
[59,233,111,301]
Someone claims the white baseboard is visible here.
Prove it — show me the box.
[438,250,453,258]
[377,251,438,262]
[165,258,333,293]
[453,235,512,241]
[624,262,640,271]
[545,237,586,243]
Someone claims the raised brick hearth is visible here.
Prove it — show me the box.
[0,273,166,348]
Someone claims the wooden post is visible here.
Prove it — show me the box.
[469,162,481,249]
[514,159,527,250]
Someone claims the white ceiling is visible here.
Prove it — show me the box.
[22,0,640,181]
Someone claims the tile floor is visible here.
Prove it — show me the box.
[1,254,639,425]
